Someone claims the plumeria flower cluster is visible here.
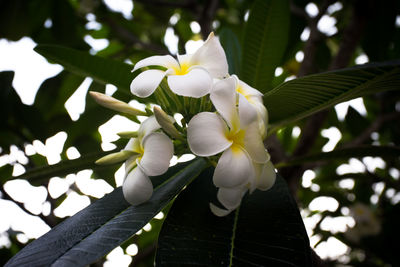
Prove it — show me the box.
[93,32,276,216]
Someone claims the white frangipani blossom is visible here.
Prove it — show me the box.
[130,32,228,98]
[122,116,174,205]
[187,77,275,215]
[95,32,274,215]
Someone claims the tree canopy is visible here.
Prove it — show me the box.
[1,0,400,266]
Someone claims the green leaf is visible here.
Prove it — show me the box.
[265,61,400,129]
[241,0,290,93]
[8,150,114,185]
[5,158,207,267]
[156,168,311,266]
[34,44,132,97]
[219,27,241,75]
[277,145,400,168]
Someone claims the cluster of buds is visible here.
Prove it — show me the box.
[92,33,276,216]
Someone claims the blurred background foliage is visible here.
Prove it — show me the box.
[0,0,399,266]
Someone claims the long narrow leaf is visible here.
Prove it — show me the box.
[5,158,207,267]
[265,60,400,128]
[34,44,132,96]
[241,0,290,93]
[156,168,311,266]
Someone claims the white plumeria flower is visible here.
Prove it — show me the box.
[231,75,268,138]
[210,156,276,217]
[130,32,228,98]
[122,116,174,205]
[187,77,275,215]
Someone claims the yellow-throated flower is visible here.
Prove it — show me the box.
[130,32,228,98]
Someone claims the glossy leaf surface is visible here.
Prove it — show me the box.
[156,168,311,266]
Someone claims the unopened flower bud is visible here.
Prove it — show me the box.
[117,131,138,139]
[89,91,147,116]
[153,106,182,139]
[95,150,138,165]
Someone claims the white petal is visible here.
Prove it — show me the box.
[238,94,258,128]
[124,138,141,152]
[138,116,161,139]
[237,77,263,98]
[209,203,233,217]
[133,55,179,72]
[187,112,232,157]
[213,146,254,188]
[167,67,212,97]
[256,161,276,191]
[139,132,174,176]
[190,32,228,78]
[130,69,166,98]
[254,101,268,138]
[123,167,153,205]
[244,123,269,163]
[217,187,245,210]
[177,54,191,65]
[210,77,239,129]
[125,155,138,174]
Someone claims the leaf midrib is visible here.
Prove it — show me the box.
[228,206,241,266]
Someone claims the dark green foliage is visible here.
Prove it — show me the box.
[157,168,311,266]
[265,61,400,128]
[241,0,290,93]
[5,159,207,267]
[1,0,400,266]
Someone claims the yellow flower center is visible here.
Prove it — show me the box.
[131,138,144,155]
[226,129,245,153]
[236,84,254,104]
[173,63,190,75]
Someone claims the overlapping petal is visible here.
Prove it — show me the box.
[139,132,174,176]
[190,32,229,78]
[132,55,179,72]
[235,77,263,99]
[167,67,212,97]
[187,112,232,157]
[125,155,138,174]
[256,160,276,191]
[122,167,153,205]
[138,116,161,139]
[244,123,269,163]
[124,138,142,153]
[238,94,258,128]
[213,146,254,188]
[210,77,239,129]
[217,186,245,210]
[130,69,166,98]
[209,203,232,217]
